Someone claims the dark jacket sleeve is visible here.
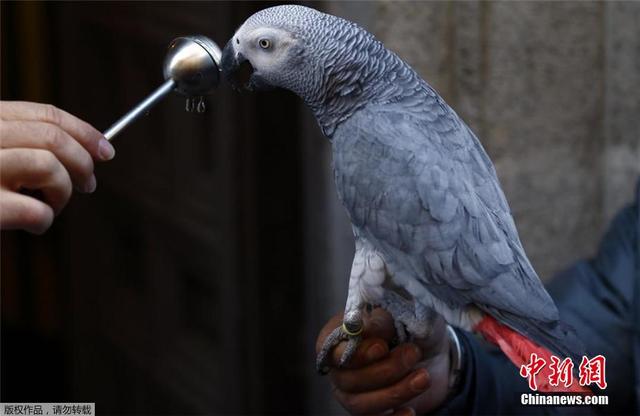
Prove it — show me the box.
[436,182,639,415]
[436,329,549,415]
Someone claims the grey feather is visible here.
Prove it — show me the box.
[333,106,559,324]
[243,5,583,359]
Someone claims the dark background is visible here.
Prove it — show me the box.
[2,1,317,414]
[2,1,639,415]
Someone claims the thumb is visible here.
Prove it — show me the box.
[410,314,449,359]
[391,407,415,416]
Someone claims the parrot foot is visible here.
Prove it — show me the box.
[316,321,363,375]
[379,292,436,343]
[393,319,408,344]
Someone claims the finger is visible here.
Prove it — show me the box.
[391,407,416,416]
[0,190,54,234]
[0,148,73,214]
[334,368,430,415]
[365,308,397,341]
[1,120,96,193]
[329,337,390,369]
[331,343,422,393]
[0,101,114,161]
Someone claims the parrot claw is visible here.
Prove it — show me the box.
[339,335,361,367]
[394,319,408,344]
[316,323,362,375]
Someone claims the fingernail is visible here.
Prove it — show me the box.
[366,343,386,361]
[98,139,115,161]
[85,174,97,193]
[410,370,429,392]
[402,344,421,369]
[398,408,416,416]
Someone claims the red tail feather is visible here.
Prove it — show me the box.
[474,315,592,394]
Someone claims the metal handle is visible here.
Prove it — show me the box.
[103,79,175,141]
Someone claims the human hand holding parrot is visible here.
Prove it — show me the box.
[317,308,452,415]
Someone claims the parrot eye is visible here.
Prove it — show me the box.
[258,38,272,49]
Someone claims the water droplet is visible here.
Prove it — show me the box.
[197,96,206,113]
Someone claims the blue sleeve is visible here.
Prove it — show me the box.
[548,192,638,414]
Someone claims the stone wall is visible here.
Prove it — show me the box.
[325,0,639,281]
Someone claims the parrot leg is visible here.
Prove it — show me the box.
[316,257,367,374]
[379,291,437,342]
[316,310,363,375]
[316,238,381,374]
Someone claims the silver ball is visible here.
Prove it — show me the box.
[163,36,221,96]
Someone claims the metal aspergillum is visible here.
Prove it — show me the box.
[104,36,221,141]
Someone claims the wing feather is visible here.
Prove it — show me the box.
[333,105,558,323]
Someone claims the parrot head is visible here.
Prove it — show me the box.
[220,5,410,136]
[221,5,373,95]
[220,5,319,94]
[220,22,301,92]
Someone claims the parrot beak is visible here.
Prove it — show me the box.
[221,39,255,91]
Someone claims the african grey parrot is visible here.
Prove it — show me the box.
[221,5,588,393]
